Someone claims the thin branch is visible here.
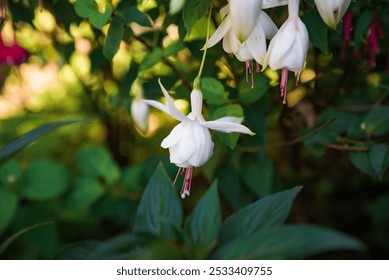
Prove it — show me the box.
[324,143,369,152]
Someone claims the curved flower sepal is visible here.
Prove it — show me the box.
[143,79,255,198]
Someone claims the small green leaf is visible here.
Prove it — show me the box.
[238,75,269,104]
[103,16,124,60]
[0,189,18,235]
[212,225,364,260]
[21,160,68,201]
[0,120,80,163]
[0,160,22,187]
[350,150,375,179]
[63,177,105,208]
[163,41,186,58]
[139,48,163,72]
[364,106,389,137]
[74,0,112,29]
[219,187,302,244]
[134,163,183,237]
[370,144,388,180]
[182,0,212,35]
[187,180,221,246]
[76,146,120,185]
[211,104,244,149]
[301,9,328,53]
[116,6,151,26]
[201,77,229,105]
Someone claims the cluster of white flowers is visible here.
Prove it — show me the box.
[208,0,351,103]
[131,0,351,198]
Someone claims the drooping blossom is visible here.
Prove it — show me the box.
[365,12,384,70]
[131,98,150,133]
[207,1,278,87]
[314,0,351,29]
[262,0,309,104]
[0,35,29,65]
[144,80,254,198]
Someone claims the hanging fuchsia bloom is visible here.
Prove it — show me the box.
[144,80,254,198]
[341,10,352,60]
[263,0,308,104]
[0,36,29,65]
[365,12,384,70]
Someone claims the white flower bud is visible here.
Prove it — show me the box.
[314,0,351,29]
[131,98,149,133]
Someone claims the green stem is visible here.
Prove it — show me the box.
[195,1,214,87]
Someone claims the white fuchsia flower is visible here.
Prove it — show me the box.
[262,0,309,104]
[207,2,278,87]
[131,98,149,133]
[144,80,254,198]
[314,0,351,29]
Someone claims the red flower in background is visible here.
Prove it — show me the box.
[0,35,29,65]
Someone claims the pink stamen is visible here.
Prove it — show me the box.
[173,167,193,199]
[256,63,261,73]
[245,60,255,88]
[280,68,289,105]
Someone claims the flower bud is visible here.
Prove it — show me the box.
[131,98,149,133]
[314,0,351,29]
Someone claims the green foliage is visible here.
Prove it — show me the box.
[182,0,213,35]
[201,77,229,105]
[0,189,18,235]
[74,0,112,29]
[103,16,124,60]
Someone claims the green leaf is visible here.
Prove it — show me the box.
[103,16,124,60]
[354,10,372,48]
[211,104,244,149]
[182,0,212,35]
[63,177,105,209]
[219,187,302,244]
[0,120,80,163]
[163,41,186,58]
[369,144,389,180]
[76,146,120,185]
[74,0,112,29]
[116,6,151,26]
[301,9,328,53]
[0,160,22,187]
[238,75,269,104]
[201,77,229,105]
[241,153,274,197]
[139,48,163,72]
[134,163,183,237]
[364,106,389,137]
[21,160,68,201]
[187,180,221,246]
[0,189,18,235]
[212,225,364,260]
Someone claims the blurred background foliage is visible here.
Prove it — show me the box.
[0,0,388,259]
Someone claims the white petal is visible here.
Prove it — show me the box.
[143,99,171,116]
[260,11,278,39]
[158,79,189,122]
[207,15,232,49]
[235,43,253,62]
[201,120,255,135]
[246,21,267,64]
[220,4,230,18]
[263,0,287,9]
[230,0,262,42]
[161,122,184,148]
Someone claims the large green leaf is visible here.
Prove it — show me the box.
[133,163,183,237]
[0,160,22,187]
[76,146,120,185]
[201,77,229,105]
[187,180,221,246]
[103,16,124,60]
[74,0,112,29]
[63,176,105,209]
[0,120,80,163]
[0,189,18,235]
[212,225,364,259]
[219,187,302,244]
[116,6,151,26]
[364,106,389,137]
[21,160,68,201]
[238,75,269,104]
[182,0,212,35]
[301,9,328,53]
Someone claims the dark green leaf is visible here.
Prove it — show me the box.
[0,120,80,163]
[21,160,68,201]
[301,9,328,53]
[103,16,124,60]
[354,10,372,48]
[369,144,388,180]
[163,41,186,58]
[219,187,302,244]
[364,106,389,137]
[117,6,151,26]
[74,0,112,29]
[212,225,364,259]
[201,77,229,105]
[76,146,120,185]
[139,48,163,72]
[187,180,221,246]
[350,150,375,179]
[182,0,212,34]
[0,160,22,187]
[63,177,105,209]
[0,189,18,235]
[134,163,183,237]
